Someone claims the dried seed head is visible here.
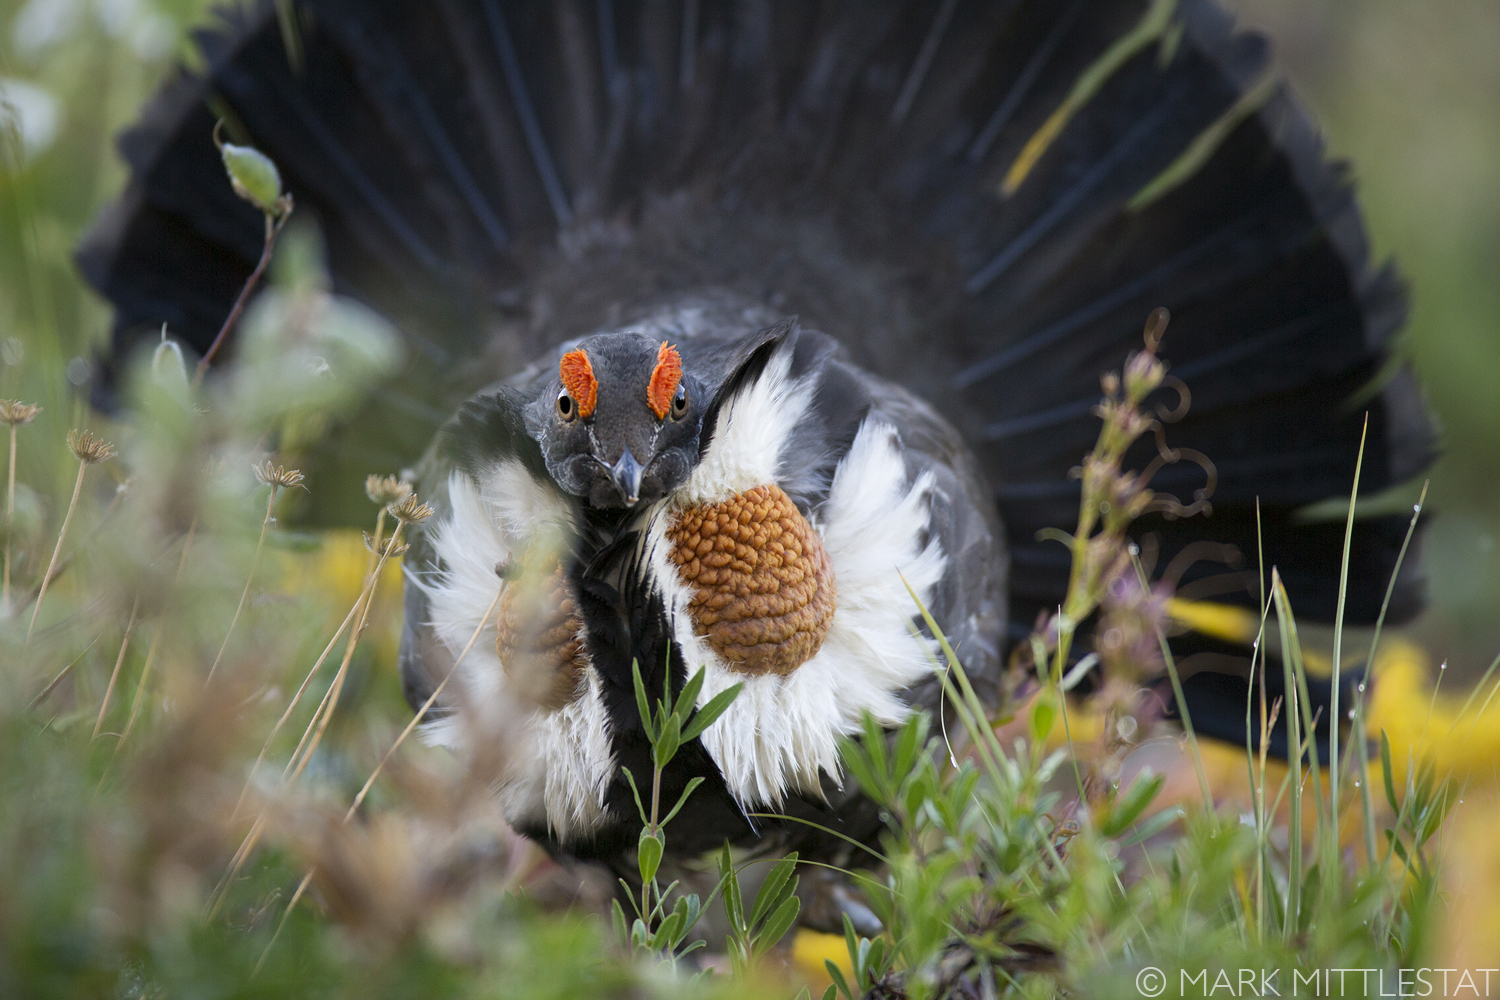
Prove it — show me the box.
[363,531,409,558]
[254,460,306,489]
[0,399,40,425]
[67,428,115,464]
[387,494,434,524]
[365,474,412,506]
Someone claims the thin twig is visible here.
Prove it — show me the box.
[25,458,87,649]
[194,211,290,386]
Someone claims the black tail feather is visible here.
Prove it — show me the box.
[79,0,1437,628]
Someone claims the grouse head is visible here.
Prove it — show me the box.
[522,318,799,510]
[525,332,700,508]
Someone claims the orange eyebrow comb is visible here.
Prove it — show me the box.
[647,342,683,419]
[559,349,598,418]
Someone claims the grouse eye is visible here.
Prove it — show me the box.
[670,384,689,419]
[556,390,576,422]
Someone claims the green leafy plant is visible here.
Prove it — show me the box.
[612,661,741,968]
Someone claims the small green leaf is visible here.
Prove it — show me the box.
[621,767,647,824]
[821,985,839,1000]
[893,713,925,780]
[637,829,665,885]
[749,854,799,929]
[220,140,284,215]
[632,661,656,743]
[674,666,707,722]
[842,913,860,980]
[719,845,744,930]
[681,682,743,742]
[1119,806,1183,847]
[825,960,854,1000]
[650,910,685,951]
[610,898,629,945]
[840,738,883,806]
[1101,770,1165,837]
[1384,828,1410,864]
[659,776,705,829]
[655,714,682,768]
[755,895,800,956]
[1030,695,1057,744]
[1418,778,1457,844]
[1381,730,1398,812]
[862,712,890,780]
[616,877,641,919]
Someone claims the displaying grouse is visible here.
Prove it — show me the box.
[78,0,1436,879]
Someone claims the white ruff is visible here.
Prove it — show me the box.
[674,347,816,505]
[644,355,946,808]
[415,465,615,842]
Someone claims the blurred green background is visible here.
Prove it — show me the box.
[0,0,1495,665]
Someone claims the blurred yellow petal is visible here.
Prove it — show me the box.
[792,929,849,991]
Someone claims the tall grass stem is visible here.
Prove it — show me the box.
[25,457,87,649]
[207,485,280,683]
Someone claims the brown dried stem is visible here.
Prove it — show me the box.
[194,208,293,386]
[25,456,88,650]
[256,582,505,975]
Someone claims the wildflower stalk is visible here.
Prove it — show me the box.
[281,502,416,783]
[118,623,166,747]
[93,595,140,738]
[208,525,398,920]
[210,489,429,922]
[26,430,114,649]
[4,422,14,611]
[230,580,372,820]
[255,581,505,976]
[207,463,304,684]
[2,401,40,614]
[1014,309,1185,691]
[29,630,103,709]
[97,517,197,787]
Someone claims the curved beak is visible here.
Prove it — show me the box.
[608,447,644,506]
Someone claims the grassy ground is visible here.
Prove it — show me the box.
[2,2,1500,997]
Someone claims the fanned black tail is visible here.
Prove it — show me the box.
[79,0,1437,650]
